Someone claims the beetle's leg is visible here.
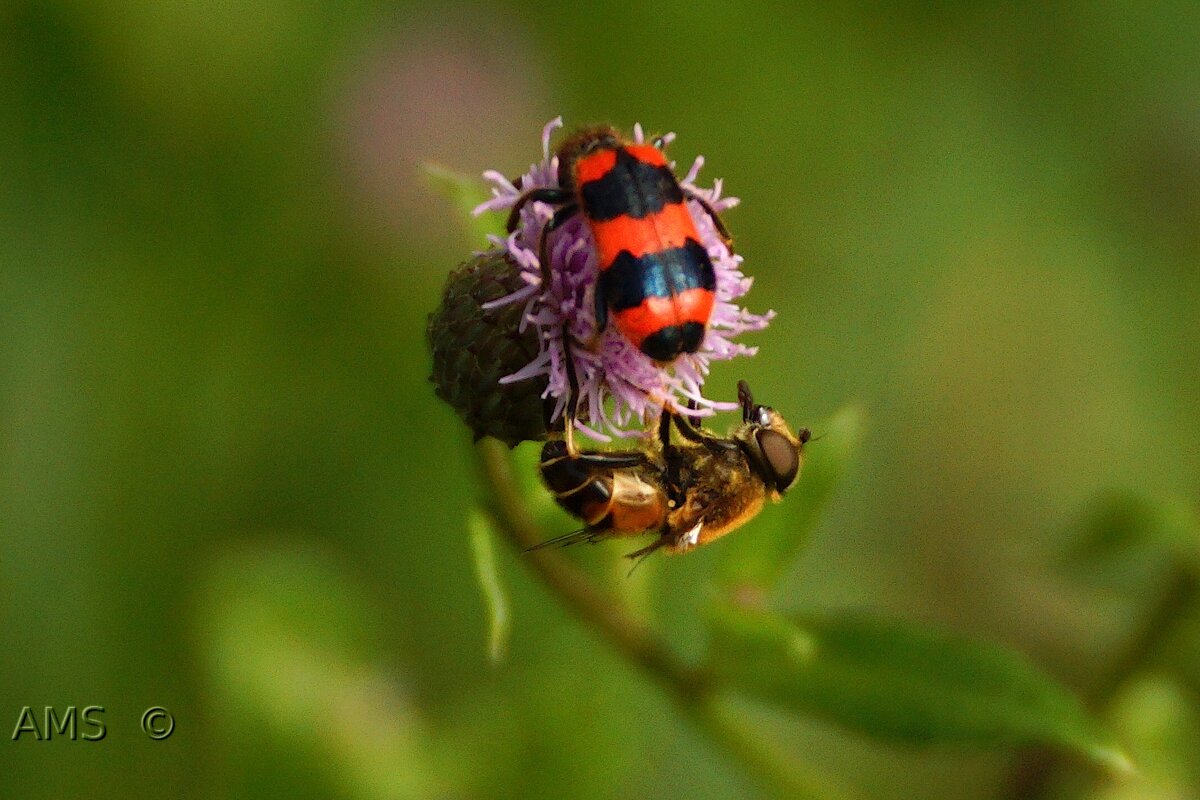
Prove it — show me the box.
[585,270,609,352]
[505,187,572,233]
[537,202,579,290]
[682,187,733,249]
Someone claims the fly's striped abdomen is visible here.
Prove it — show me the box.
[539,441,614,525]
[538,440,669,535]
[573,144,717,363]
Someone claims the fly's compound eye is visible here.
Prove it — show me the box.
[756,429,800,493]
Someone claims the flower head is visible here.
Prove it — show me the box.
[473,117,773,441]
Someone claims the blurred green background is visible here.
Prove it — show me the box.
[2,1,1199,798]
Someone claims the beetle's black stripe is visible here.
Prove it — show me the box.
[640,323,706,361]
[603,239,716,312]
[579,148,684,221]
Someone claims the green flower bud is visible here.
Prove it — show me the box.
[427,251,547,446]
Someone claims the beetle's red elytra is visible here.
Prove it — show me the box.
[506,126,731,363]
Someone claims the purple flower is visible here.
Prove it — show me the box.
[473,117,773,441]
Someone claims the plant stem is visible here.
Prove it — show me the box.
[474,437,852,800]
[474,437,701,694]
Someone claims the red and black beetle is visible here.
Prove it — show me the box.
[506,125,733,364]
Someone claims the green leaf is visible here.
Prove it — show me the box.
[195,539,449,799]
[1099,675,1200,797]
[706,603,1131,773]
[468,509,511,664]
[717,404,864,594]
[1165,611,1200,698]
[1059,489,1200,588]
[422,162,505,244]
[690,696,861,800]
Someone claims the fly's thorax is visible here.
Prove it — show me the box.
[664,442,769,551]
